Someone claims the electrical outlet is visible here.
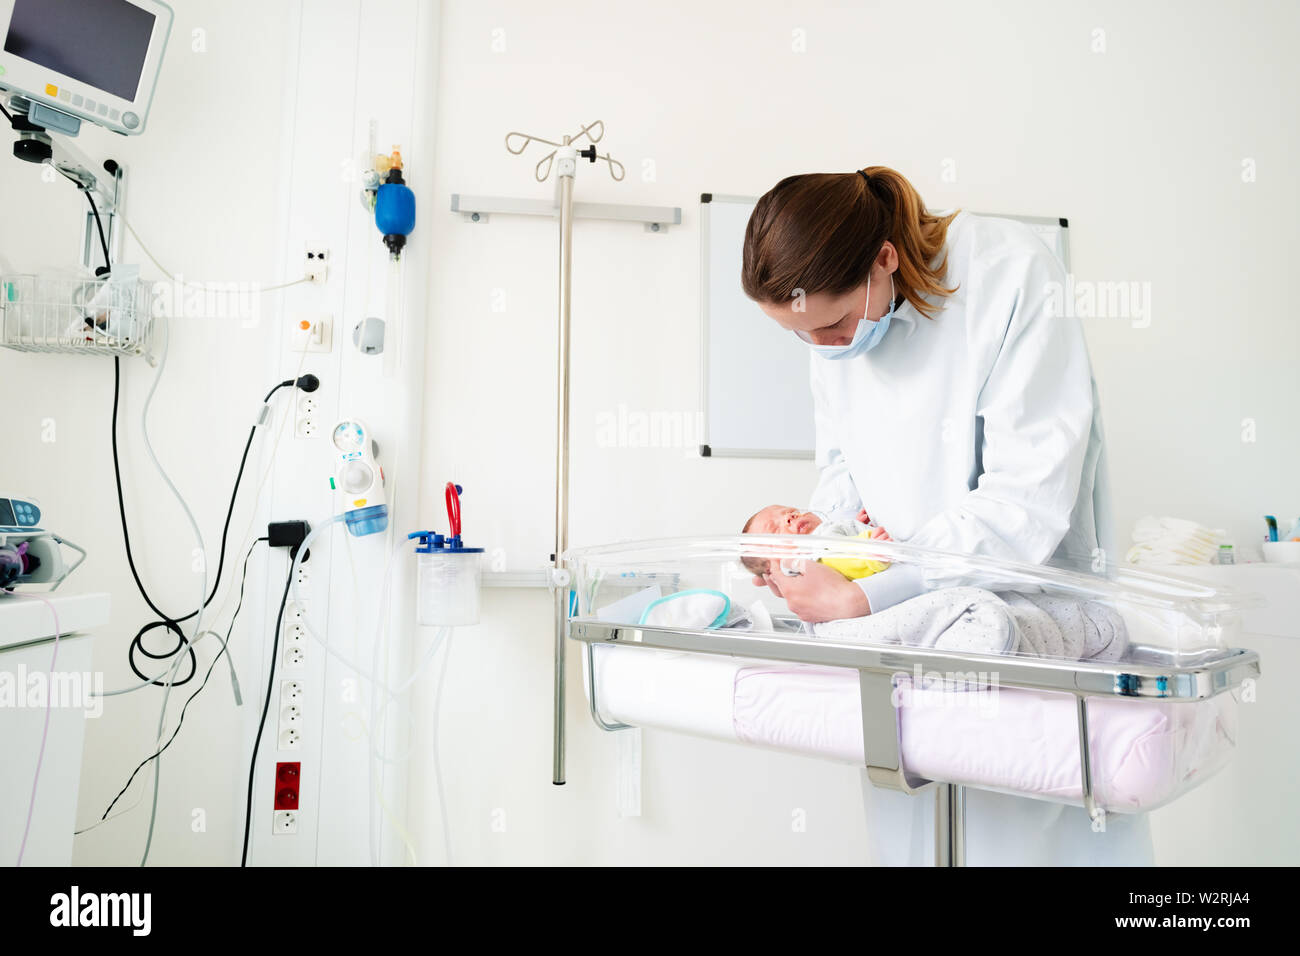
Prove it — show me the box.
[273,810,298,834]
[295,564,310,587]
[285,645,305,668]
[284,604,306,625]
[284,623,305,646]
[293,385,321,440]
[304,243,328,283]
[275,762,301,809]
[277,684,303,757]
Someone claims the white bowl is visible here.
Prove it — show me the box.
[1262,541,1300,564]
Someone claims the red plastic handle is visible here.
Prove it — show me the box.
[445,482,461,537]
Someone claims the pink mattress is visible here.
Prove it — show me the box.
[591,648,1238,811]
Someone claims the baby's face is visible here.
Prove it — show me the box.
[749,505,822,536]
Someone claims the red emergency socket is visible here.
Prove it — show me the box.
[275,761,301,810]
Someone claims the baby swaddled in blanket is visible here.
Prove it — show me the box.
[740,503,1128,662]
[742,504,892,580]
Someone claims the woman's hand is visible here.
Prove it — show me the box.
[760,559,871,623]
[857,509,892,541]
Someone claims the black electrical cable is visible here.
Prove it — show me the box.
[110,355,198,686]
[201,379,299,613]
[95,537,268,825]
[83,169,315,672]
[241,554,295,867]
[53,166,112,276]
[111,358,318,687]
[130,375,304,620]
[84,174,292,681]
[85,189,111,276]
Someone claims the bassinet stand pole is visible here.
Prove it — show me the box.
[552,140,577,786]
[934,783,966,866]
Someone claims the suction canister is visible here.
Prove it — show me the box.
[408,482,483,626]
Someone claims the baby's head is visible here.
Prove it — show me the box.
[740,505,822,574]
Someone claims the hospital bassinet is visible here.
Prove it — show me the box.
[563,535,1260,865]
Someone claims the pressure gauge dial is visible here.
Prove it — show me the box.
[332,421,366,453]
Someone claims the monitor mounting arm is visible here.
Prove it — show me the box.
[5,94,127,273]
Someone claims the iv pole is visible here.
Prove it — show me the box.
[502,121,626,785]
[553,140,575,786]
[480,122,678,784]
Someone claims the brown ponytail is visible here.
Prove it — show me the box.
[741,166,957,319]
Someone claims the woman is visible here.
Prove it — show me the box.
[741,167,1151,866]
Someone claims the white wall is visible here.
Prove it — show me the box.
[2,0,1296,866]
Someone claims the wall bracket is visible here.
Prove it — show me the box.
[450,193,680,233]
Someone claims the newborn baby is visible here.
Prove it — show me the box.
[741,509,1129,662]
[741,505,891,579]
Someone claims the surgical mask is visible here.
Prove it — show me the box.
[796,275,896,360]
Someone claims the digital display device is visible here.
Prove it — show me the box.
[0,0,173,135]
[5,0,155,100]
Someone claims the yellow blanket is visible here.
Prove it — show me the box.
[820,530,889,579]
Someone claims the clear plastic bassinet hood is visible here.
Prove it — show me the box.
[566,535,1257,667]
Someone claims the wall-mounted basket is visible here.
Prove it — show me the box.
[0,273,156,358]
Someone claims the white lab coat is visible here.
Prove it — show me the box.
[808,211,1151,865]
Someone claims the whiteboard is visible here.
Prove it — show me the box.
[700,194,815,459]
[700,194,1070,459]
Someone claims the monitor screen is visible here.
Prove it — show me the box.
[4,0,156,101]
[0,500,14,527]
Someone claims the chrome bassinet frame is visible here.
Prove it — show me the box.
[567,617,1260,867]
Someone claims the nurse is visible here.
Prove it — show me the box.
[741,166,1152,866]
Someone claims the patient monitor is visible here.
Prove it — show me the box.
[0,0,173,136]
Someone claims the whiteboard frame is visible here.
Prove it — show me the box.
[972,211,1072,272]
[699,195,1070,460]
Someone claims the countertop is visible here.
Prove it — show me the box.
[0,592,111,650]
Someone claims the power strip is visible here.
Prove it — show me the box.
[273,682,302,832]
